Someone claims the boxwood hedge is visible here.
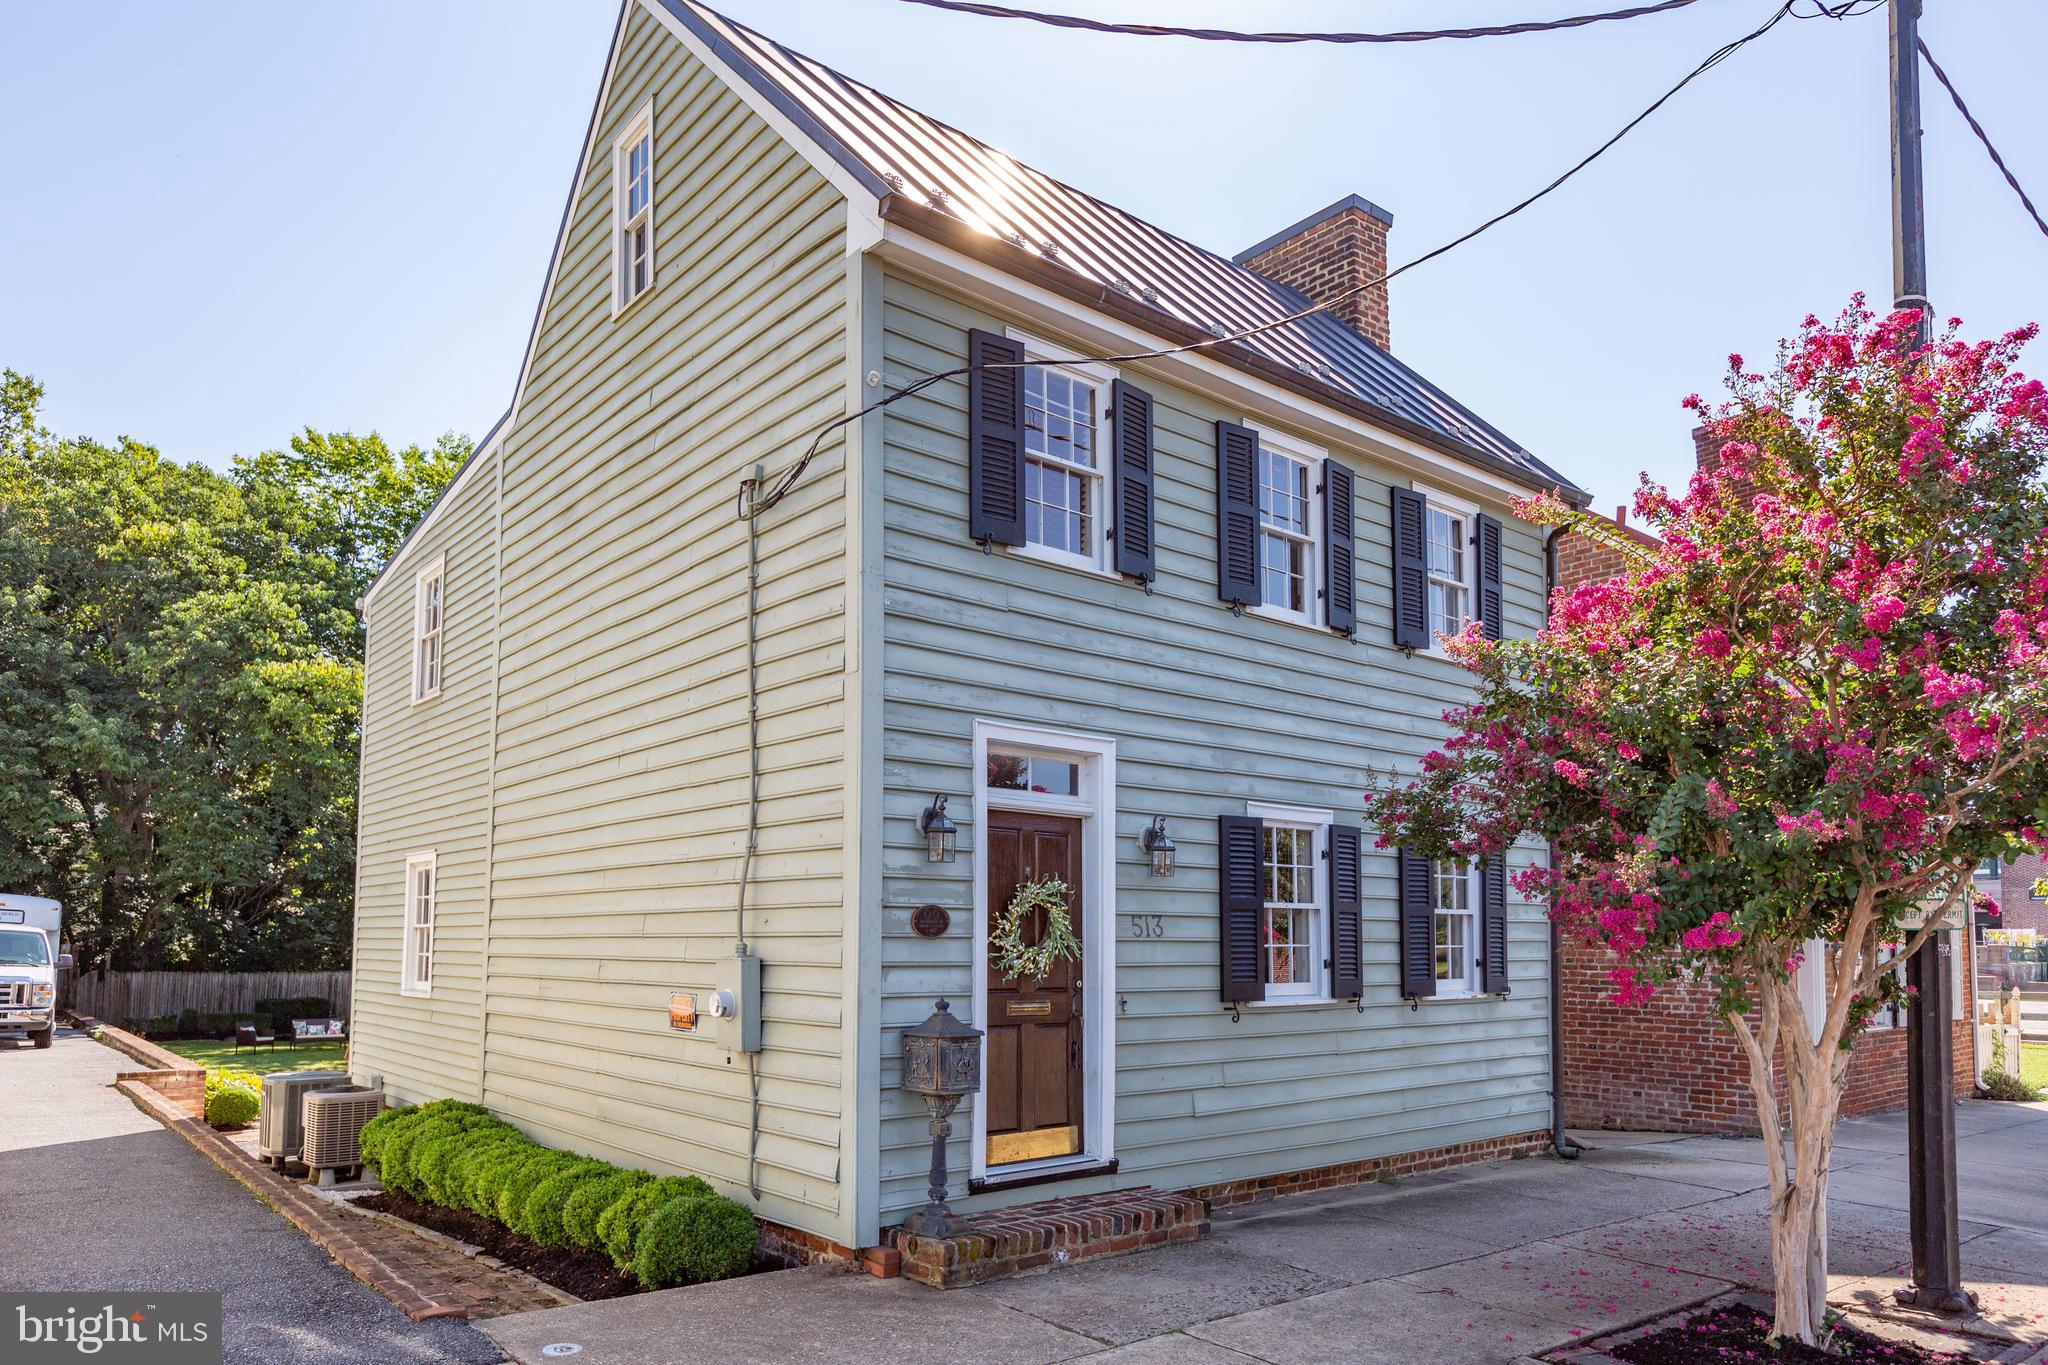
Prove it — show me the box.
[357,1100,752,1286]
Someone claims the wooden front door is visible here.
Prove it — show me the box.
[985,810,1085,1166]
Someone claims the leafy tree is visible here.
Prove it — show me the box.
[0,369,465,969]
[1369,300,2048,1345]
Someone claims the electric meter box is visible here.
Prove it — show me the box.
[711,947,762,1054]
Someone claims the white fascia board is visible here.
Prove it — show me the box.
[871,226,1543,515]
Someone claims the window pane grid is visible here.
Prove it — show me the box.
[1432,859,1475,989]
[1257,448,1312,613]
[1022,364,1100,560]
[1426,508,1468,638]
[1263,824,1317,987]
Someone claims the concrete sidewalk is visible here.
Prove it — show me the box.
[482,1101,2048,1365]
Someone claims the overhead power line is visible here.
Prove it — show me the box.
[740,2,1797,521]
[1917,37,2048,243]
[893,0,1708,45]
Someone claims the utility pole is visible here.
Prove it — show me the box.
[1890,0,1974,1318]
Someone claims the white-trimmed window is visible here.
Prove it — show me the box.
[1255,433,1323,625]
[412,557,444,703]
[1010,331,1113,573]
[1412,483,1480,649]
[1252,802,1331,1002]
[402,851,436,997]
[612,101,655,313]
[1433,858,1481,996]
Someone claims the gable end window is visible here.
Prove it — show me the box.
[612,102,655,313]
[402,851,436,997]
[412,557,445,703]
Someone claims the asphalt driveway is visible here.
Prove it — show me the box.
[0,1025,503,1365]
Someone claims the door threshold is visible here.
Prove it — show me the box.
[969,1156,1117,1195]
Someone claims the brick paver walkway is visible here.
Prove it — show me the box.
[119,1078,566,1321]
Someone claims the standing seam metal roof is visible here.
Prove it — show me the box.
[665,0,1579,493]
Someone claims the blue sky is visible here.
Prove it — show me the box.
[4,0,2043,514]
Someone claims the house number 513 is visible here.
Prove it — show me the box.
[1129,914,1164,938]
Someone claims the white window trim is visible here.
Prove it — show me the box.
[411,555,445,704]
[1246,800,1335,1006]
[1793,934,1965,1038]
[1429,859,1485,1000]
[1412,481,1480,658]
[969,720,1118,1184]
[401,850,436,998]
[611,99,656,318]
[1003,327,1117,579]
[1248,426,1327,631]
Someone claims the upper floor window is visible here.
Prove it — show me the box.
[1253,431,1324,627]
[1433,858,1480,996]
[412,557,444,703]
[613,102,655,313]
[1426,507,1469,640]
[1010,333,1113,573]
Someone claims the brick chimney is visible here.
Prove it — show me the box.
[1232,194,1394,351]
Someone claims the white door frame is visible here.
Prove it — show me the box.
[970,719,1118,1183]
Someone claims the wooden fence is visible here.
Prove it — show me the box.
[62,970,352,1025]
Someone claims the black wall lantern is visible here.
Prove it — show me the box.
[1142,815,1177,877]
[899,998,983,1237]
[920,794,958,863]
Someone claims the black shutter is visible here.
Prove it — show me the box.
[1330,825,1364,999]
[1398,848,1436,1000]
[1324,461,1357,635]
[1391,487,1429,649]
[967,328,1026,546]
[1481,858,1510,995]
[1476,512,1505,642]
[1216,421,1260,607]
[1218,814,1265,1003]
[1110,379,1157,581]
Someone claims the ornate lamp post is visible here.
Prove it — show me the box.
[899,998,983,1237]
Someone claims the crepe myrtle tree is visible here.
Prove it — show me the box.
[1369,299,2048,1346]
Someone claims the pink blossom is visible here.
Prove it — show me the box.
[1553,759,1590,788]
[1863,594,1907,633]
[1695,628,1732,659]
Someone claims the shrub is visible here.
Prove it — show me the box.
[141,1014,177,1038]
[177,1008,201,1039]
[497,1149,586,1233]
[202,1012,236,1040]
[598,1175,713,1270]
[633,1193,758,1288]
[204,1069,261,1128]
[373,1100,501,1197]
[1983,1069,2043,1102]
[358,1104,418,1170]
[563,1170,650,1252]
[520,1159,613,1245]
[465,1136,545,1218]
[444,1130,532,1215]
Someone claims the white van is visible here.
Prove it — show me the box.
[0,894,69,1050]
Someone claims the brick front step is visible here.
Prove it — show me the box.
[885,1187,1209,1289]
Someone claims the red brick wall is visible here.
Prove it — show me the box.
[1560,932,1976,1133]
[1238,204,1391,350]
[1997,853,2048,934]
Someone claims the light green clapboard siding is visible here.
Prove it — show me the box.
[476,3,851,1236]
[351,444,499,1105]
[873,272,1553,1218]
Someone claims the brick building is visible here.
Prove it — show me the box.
[1996,853,2048,935]
[1554,431,1977,1134]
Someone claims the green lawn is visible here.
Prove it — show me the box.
[2022,1042,2048,1092]
[158,1036,347,1076]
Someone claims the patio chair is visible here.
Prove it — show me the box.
[234,1020,276,1051]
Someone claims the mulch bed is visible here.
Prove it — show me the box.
[1611,1305,1972,1364]
[354,1191,641,1300]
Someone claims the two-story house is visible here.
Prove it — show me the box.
[348,0,1592,1271]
